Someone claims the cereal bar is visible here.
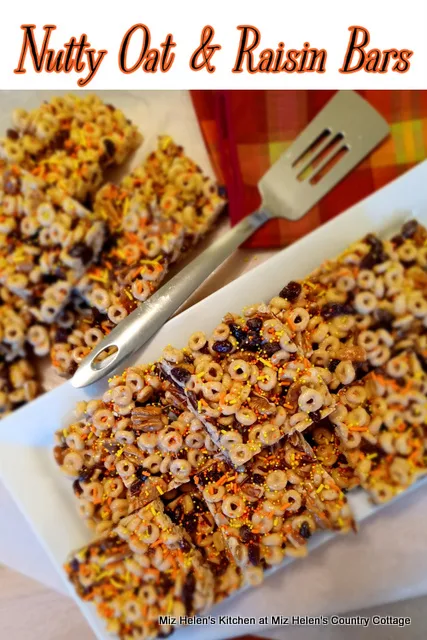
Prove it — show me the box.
[193,432,355,587]
[308,352,427,503]
[0,162,106,322]
[65,499,214,639]
[48,136,224,377]
[92,135,224,244]
[119,135,225,244]
[160,309,336,467]
[74,219,184,317]
[265,221,426,392]
[54,365,218,535]
[304,420,361,492]
[1,95,142,204]
[330,351,426,455]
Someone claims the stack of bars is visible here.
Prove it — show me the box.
[55,220,427,640]
[0,94,225,416]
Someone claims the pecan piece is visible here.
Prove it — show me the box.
[122,444,147,465]
[249,394,277,416]
[164,387,187,410]
[131,406,164,431]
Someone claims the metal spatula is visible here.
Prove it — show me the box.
[72,90,389,388]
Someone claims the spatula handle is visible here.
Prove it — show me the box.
[71,209,271,388]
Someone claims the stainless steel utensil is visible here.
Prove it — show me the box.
[72,90,389,388]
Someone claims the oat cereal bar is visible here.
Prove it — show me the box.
[65,499,214,639]
[267,286,369,385]
[54,366,218,535]
[0,162,106,322]
[119,135,225,244]
[307,222,425,354]
[160,310,336,467]
[360,449,427,504]
[48,137,224,376]
[329,352,426,455]
[162,482,242,602]
[76,136,224,316]
[309,352,427,503]
[265,221,426,392]
[0,95,142,204]
[193,432,354,587]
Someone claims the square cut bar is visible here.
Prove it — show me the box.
[330,351,427,458]
[303,420,361,493]
[306,352,427,504]
[49,136,225,377]
[117,135,225,244]
[0,162,106,323]
[270,220,427,377]
[310,416,427,505]
[0,94,143,204]
[193,432,355,587]
[79,135,225,307]
[65,499,214,639]
[53,365,219,536]
[74,219,184,320]
[160,308,336,467]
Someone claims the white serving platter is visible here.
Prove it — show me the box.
[1,161,427,639]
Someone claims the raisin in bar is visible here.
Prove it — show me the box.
[65,499,214,639]
[163,482,242,603]
[0,94,143,204]
[0,162,106,322]
[160,309,335,467]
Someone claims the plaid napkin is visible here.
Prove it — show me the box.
[191,90,427,248]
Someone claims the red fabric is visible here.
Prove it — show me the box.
[191,90,427,248]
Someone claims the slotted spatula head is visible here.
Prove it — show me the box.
[259,91,389,220]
